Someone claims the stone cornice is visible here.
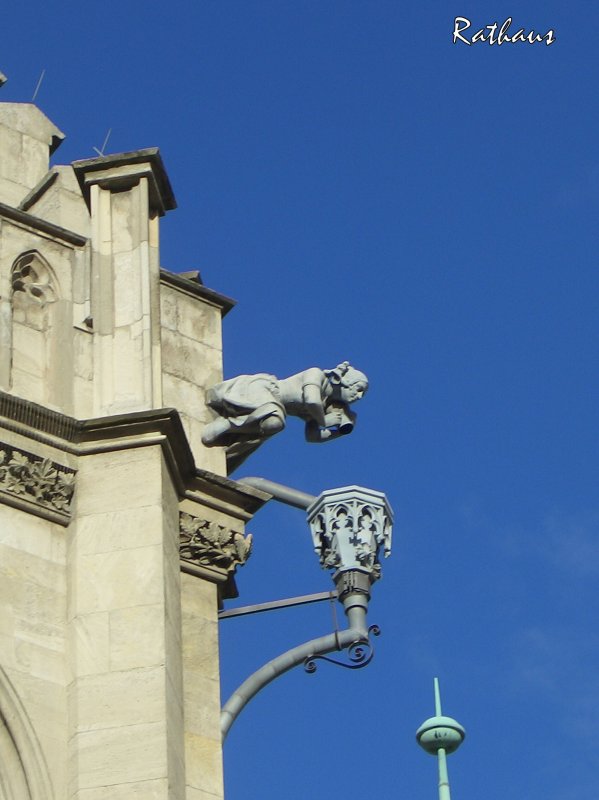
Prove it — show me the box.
[18,169,59,212]
[72,148,177,216]
[0,201,87,247]
[0,391,268,521]
[0,392,80,443]
[160,269,236,318]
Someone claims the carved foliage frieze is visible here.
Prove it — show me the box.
[0,444,75,519]
[180,512,252,576]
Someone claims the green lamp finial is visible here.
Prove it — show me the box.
[416,678,465,800]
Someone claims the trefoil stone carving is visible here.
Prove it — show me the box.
[180,513,252,576]
[11,251,57,307]
[0,445,75,515]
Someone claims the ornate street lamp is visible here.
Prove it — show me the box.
[220,479,393,740]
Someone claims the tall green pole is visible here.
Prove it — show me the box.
[416,678,465,800]
[434,678,451,800]
[437,746,451,800]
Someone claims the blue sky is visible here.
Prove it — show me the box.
[3,2,598,798]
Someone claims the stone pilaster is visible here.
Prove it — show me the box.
[178,502,253,800]
[73,151,176,417]
[67,444,184,798]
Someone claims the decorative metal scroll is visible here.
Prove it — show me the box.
[304,624,381,673]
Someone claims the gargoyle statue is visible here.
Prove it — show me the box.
[201,361,368,472]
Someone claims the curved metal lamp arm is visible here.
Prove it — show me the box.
[220,624,368,741]
[237,476,316,510]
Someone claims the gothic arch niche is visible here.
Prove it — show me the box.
[10,251,61,408]
[0,667,52,800]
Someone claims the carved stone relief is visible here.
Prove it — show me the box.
[0,444,75,518]
[179,512,252,575]
[11,251,57,329]
[12,251,57,303]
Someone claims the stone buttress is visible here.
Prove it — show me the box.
[0,101,266,799]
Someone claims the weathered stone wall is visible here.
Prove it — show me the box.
[181,575,224,800]
[161,280,226,474]
[21,166,91,238]
[0,218,89,416]
[0,104,64,208]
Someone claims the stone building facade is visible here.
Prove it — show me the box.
[0,101,267,799]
